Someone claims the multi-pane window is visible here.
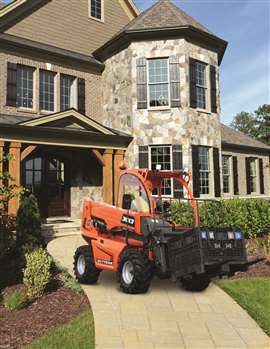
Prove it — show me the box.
[250,159,257,193]
[150,146,172,196]
[222,155,231,194]
[90,0,102,20]
[60,75,75,111]
[195,62,206,109]
[199,147,210,195]
[39,70,55,112]
[148,58,169,108]
[17,65,35,108]
[25,158,42,188]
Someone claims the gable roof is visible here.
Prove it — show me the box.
[94,0,227,64]
[221,123,270,152]
[0,0,139,19]
[19,109,116,135]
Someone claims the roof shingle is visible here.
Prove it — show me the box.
[221,123,270,151]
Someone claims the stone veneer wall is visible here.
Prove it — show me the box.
[0,50,103,121]
[101,39,222,196]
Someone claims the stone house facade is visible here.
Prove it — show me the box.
[0,0,269,219]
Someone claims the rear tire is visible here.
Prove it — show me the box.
[118,250,154,294]
[74,245,101,284]
[181,274,210,292]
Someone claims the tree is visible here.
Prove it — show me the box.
[230,112,258,138]
[255,104,270,145]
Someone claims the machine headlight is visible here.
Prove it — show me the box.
[235,231,242,240]
[201,231,207,239]
[228,232,235,240]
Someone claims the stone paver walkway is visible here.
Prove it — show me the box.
[48,235,270,349]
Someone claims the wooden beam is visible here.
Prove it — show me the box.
[21,145,37,161]
[114,150,125,204]
[103,149,113,204]
[8,142,21,215]
[91,149,105,167]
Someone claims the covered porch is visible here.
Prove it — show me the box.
[0,109,132,218]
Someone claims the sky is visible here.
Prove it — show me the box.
[2,0,270,125]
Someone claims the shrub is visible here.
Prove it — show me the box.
[23,248,52,300]
[172,198,270,238]
[16,194,44,249]
[3,290,27,311]
[60,270,83,294]
[0,215,16,260]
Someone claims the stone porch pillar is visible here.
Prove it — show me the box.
[0,141,4,211]
[8,142,21,215]
[103,149,113,204]
[114,150,125,204]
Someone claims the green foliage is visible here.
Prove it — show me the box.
[230,104,270,146]
[16,194,43,249]
[172,198,270,238]
[25,310,94,349]
[3,290,27,311]
[60,270,83,294]
[23,248,52,300]
[216,278,270,336]
[0,215,16,259]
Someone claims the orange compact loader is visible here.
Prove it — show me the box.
[74,169,250,294]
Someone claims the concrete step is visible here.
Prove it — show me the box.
[42,219,81,239]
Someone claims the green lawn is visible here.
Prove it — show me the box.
[216,277,270,336]
[24,310,94,349]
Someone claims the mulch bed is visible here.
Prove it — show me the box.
[227,237,270,279]
[0,285,90,349]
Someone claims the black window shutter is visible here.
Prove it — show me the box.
[172,145,183,198]
[7,63,17,107]
[210,65,217,113]
[138,145,149,168]
[78,78,86,114]
[169,56,181,108]
[245,158,251,194]
[213,148,221,197]
[259,158,265,194]
[189,58,196,108]
[192,145,200,197]
[232,156,239,195]
[137,58,147,109]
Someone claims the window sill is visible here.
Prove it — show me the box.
[40,110,55,115]
[196,109,211,115]
[148,106,171,112]
[88,15,104,23]
[17,107,37,114]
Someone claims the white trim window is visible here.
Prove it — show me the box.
[89,0,103,21]
[149,145,172,196]
[39,70,55,112]
[195,61,207,109]
[17,65,35,109]
[250,158,257,193]
[60,74,75,111]
[199,147,210,195]
[222,155,231,194]
[148,58,170,108]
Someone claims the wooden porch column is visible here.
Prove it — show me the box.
[103,149,114,204]
[114,150,125,204]
[0,141,5,211]
[8,142,21,215]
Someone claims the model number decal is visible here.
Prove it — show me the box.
[121,215,135,227]
[96,259,113,265]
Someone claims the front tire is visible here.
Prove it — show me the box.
[181,274,210,292]
[74,245,101,284]
[118,250,153,294]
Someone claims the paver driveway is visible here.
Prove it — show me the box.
[48,235,270,349]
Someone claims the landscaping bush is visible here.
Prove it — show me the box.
[172,198,270,238]
[16,194,44,249]
[23,248,52,300]
[0,215,16,260]
[60,270,83,294]
[3,290,27,311]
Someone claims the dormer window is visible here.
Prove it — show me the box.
[90,0,103,21]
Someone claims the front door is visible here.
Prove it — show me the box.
[22,157,70,218]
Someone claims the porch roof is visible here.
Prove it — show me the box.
[0,122,133,150]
